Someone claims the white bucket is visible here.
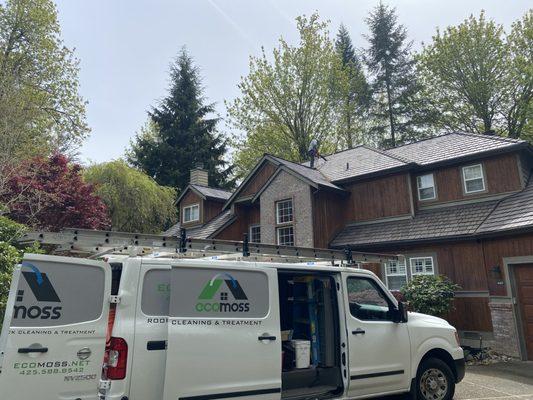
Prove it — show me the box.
[291,339,311,369]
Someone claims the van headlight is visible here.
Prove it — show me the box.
[454,330,460,346]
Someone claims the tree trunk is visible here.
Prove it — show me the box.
[386,79,395,147]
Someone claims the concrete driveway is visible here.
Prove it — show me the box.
[387,361,533,399]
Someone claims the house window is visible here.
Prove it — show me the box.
[385,260,408,290]
[417,173,436,201]
[410,257,435,276]
[182,204,200,223]
[462,164,485,194]
[249,225,261,243]
[277,226,294,246]
[276,199,293,224]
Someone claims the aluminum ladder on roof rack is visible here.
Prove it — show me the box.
[18,227,403,265]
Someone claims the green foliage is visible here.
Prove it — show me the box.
[0,216,41,329]
[227,13,343,178]
[364,3,429,147]
[401,275,460,317]
[418,10,533,139]
[127,49,234,192]
[0,0,89,155]
[84,160,177,233]
[334,24,371,148]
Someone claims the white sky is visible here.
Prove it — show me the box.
[54,0,532,164]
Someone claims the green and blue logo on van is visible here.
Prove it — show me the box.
[196,273,250,313]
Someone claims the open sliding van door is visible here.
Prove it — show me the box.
[163,260,282,400]
[0,254,111,400]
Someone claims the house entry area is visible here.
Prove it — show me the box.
[277,270,344,400]
[514,263,533,360]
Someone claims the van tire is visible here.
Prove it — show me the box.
[415,357,455,400]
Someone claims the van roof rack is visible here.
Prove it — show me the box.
[19,228,402,265]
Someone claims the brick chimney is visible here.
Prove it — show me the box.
[190,165,209,186]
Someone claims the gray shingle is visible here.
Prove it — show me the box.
[387,132,524,166]
[190,184,232,201]
[331,201,498,247]
[163,210,234,239]
[267,155,345,192]
[309,145,412,182]
[477,177,533,234]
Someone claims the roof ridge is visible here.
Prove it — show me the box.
[455,131,524,144]
[362,144,414,164]
[190,183,232,192]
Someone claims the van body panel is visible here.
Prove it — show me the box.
[127,260,171,400]
[341,271,411,398]
[163,260,282,400]
[0,254,111,400]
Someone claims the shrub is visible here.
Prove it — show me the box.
[400,275,460,317]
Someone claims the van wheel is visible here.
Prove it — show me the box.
[416,358,455,400]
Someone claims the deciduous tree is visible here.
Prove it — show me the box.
[85,160,177,233]
[418,11,532,139]
[0,0,89,155]
[1,154,110,231]
[227,13,343,177]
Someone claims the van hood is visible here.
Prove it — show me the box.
[408,311,450,327]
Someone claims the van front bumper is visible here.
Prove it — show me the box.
[454,358,465,383]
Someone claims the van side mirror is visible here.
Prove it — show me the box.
[393,302,408,323]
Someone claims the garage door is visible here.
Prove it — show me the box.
[516,264,533,360]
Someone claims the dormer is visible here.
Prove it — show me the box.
[177,167,232,228]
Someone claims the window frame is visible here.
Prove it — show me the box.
[249,224,261,243]
[462,163,486,194]
[275,199,293,225]
[385,260,408,291]
[416,173,437,201]
[182,203,200,223]
[410,256,435,276]
[276,225,294,246]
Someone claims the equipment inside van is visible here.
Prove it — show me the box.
[0,228,465,400]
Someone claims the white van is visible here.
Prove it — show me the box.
[0,235,465,400]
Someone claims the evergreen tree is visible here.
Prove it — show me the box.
[364,3,426,147]
[334,24,370,148]
[128,48,234,192]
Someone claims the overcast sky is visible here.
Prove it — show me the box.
[55,0,532,164]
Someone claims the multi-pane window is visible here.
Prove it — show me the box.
[277,226,294,246]
[249,225,261,243]
[385,260,408,290]
[182,204,200,223]
[462,164,485,194]
[410,257,434,276]
[417,173,436,201]
[276,199,293,224]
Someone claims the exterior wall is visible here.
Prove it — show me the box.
[180,190,204,227]
[238,162,277,199]
[312,191,347,248]
[204,200,224,223]
[343,173,412,223]
[487,302,521,357]
[260,171,314,247]
[215,203,256,240]
[414,153,522,208]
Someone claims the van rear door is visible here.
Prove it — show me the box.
[0,254,111,400]
[163,260,281,400]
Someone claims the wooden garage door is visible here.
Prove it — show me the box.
[516,264,533,360]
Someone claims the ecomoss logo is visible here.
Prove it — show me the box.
[196,273,250,313]
[13,262,62,320]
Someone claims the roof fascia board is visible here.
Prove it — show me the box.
[222,156,281,210]
[176,185,206,205]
